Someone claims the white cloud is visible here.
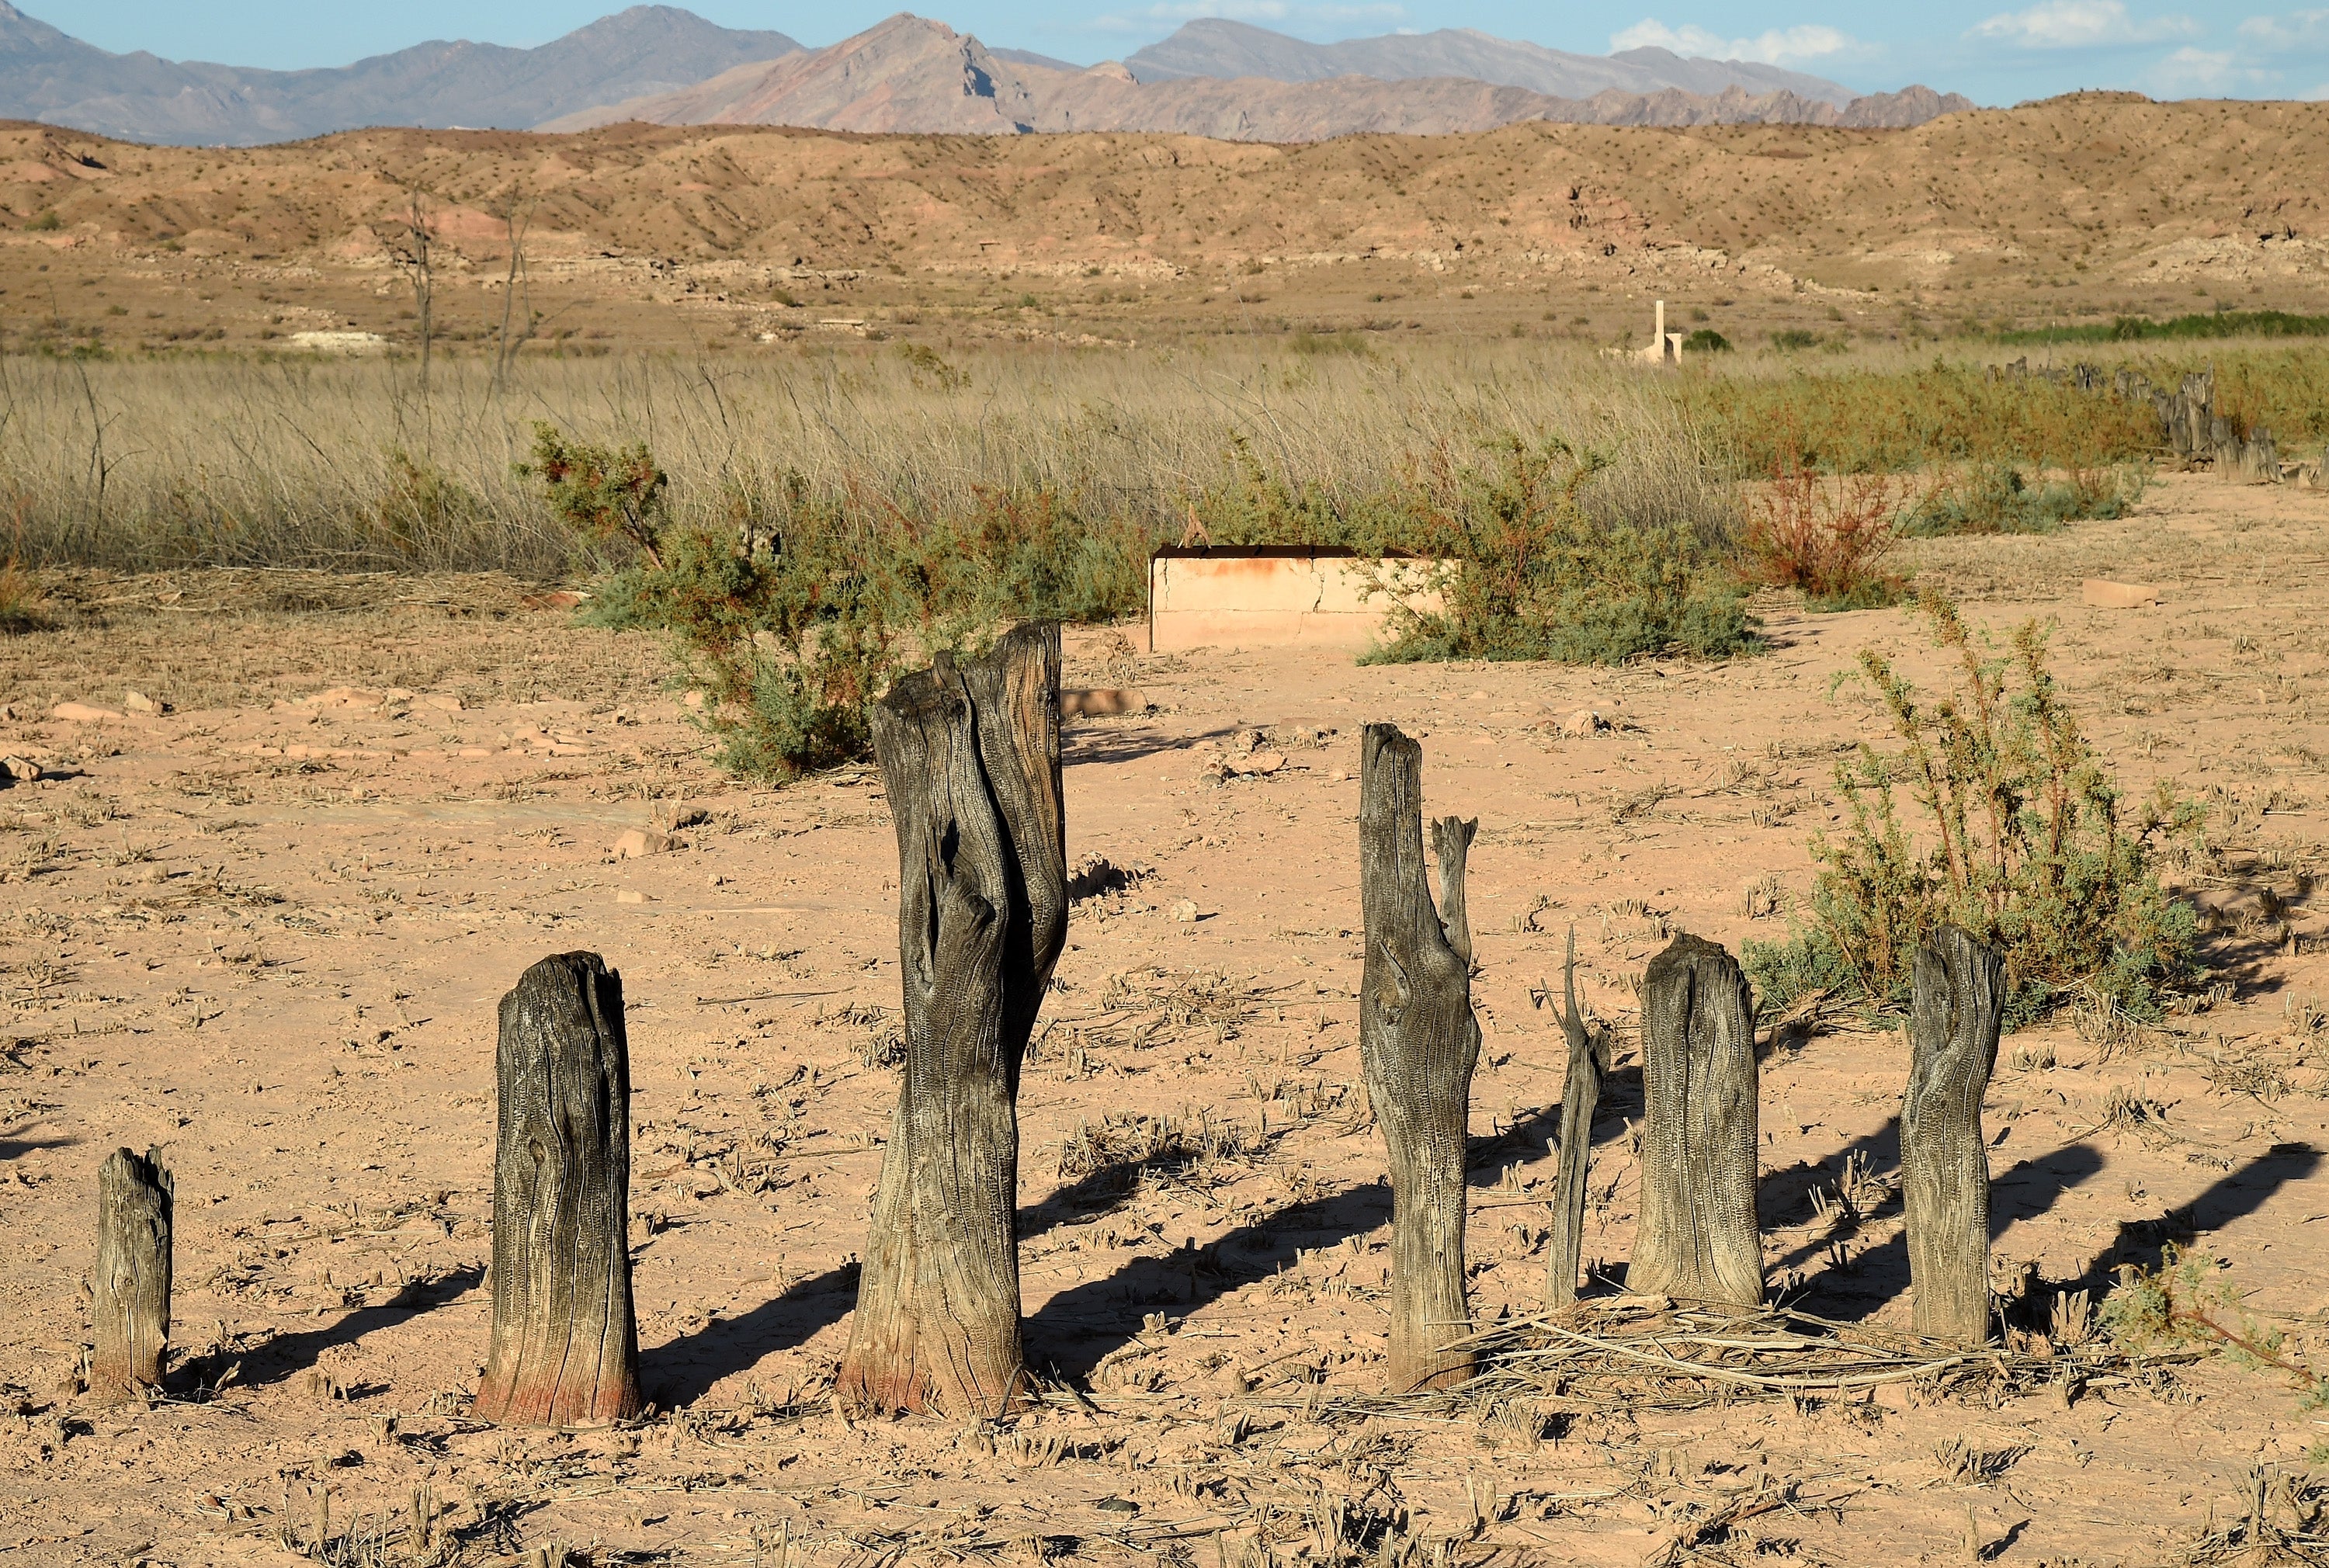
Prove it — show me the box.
[1969,0,2197,48]
[2237,9,2329,50]
[2147,44,2275,91]
[1609,19,1862,65]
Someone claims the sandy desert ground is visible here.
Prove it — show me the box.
[0,471,2326,1566]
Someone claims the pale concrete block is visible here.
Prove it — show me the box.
[2081,579,2160,609]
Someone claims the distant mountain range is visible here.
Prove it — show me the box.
[0,2,800,144]
[1121,19,1857,106]
[547,16,1973,140]
[0,3,1973,147]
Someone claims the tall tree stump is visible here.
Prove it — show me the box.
[474,951,642,1427]
[1546,929,1609,1310]
[1358,723,1481,1393]
[838,623,1067,1421]
[1902,925,2004,1344]
[92,1147,172,1403]
[1630,934,1762,1308]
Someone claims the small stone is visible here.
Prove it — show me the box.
[682,691,706,711]
[52,701,123,723]
[420,692,463,713]
[1171,900,1201,924]
[1243,750,1286,775]
[1095,1497,1140,1515]
[0,756,38,783]
[1561,708,1609,738]
[122,689,168,715]
[2081,578,2159,609]
[616,889,647,905]
[612,828,676,859]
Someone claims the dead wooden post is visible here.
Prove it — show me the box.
[92,1147,172,1403]
[1546,928,1608,1310]
[1357,723,1481,1392]
[474,951,641,1426]
[1630,933,1762,1308]
[838,623,1067,1421]
[1902,925,2004,1344]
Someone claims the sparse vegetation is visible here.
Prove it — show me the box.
[1900,463,2142,537]
[1360,435,1756,664]
[1744,592,2200,1024]
[1741,465,1909,610]
[1998,308,2329,346]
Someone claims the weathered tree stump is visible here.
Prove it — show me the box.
[474,951,642,1427]
[1630,934,1762,1308]
[1357,724,1481,1392]
[1902,925,2004,1344]
[1546,929,1609,1310]
[838,623,1067,1421]
[91,1147,172,1403]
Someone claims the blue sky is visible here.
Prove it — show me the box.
[41,0,2326,104]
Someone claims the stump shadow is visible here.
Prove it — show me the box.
[643,1139,1266,1407]
[230,1264,485,1390]
[2054,1139,2322,1298]
[1027,1104,1567,1380]
[0,1133,74,1162]
[1062,724,1224,769]
[652,1103,1573,1403]
[1786,1137,2109,1320]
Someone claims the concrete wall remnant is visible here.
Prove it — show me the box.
[1147,546,1447,652]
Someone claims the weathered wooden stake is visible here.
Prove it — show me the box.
[1357,723,1481,1393]
[474,951,642,1426]
[1630,933,1762,1308]
[837,623,1067,1421]
[92,1147,172,1403]
[1545,928,1608,1310]
[1902,924,2004,1344]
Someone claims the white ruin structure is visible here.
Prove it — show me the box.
[1605,300,1686,365]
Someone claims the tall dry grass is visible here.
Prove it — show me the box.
[0,342,1732,578]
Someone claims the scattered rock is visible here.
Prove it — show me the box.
[1561,708,1610,738]
[1171,899,1201,924]
[420,693,464,713]
[1061,688,1147,719]
[51,701,123,723]
[2081,578,2159,609]
[1095,1497,1140,1516]
[122,689,169,715]
[304,685,384,708]
[1241,750,1287,775]
[615,889,648,905]
[611,828,677,859]
[0,755,39,783]
[682,691,706,711]
[1067,854,1148,902]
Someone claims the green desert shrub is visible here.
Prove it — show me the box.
[528,426,1158,780]
[1192,434,1755,665]
[1744,592,2200,1025]
[1366,436,1753,664]
[1900,463,2142,537]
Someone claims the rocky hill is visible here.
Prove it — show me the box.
[548,15,1972,140]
